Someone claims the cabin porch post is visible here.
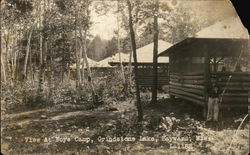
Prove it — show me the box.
[203,50,210,119]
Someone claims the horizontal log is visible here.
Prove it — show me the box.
[212,72,250,76]
[222,93,249,97]
[170,88,204,100]
[220,104,249,107]
[138,82,168,84]
[169,81,182,87]
[139,84,169,86]
[169,85,205,95]
[218,82,250,87]
[138,82,168,85]
[138,78,169,80]
[183,79,205,85]
[138,76,169,78]
[183,83,204,89]
[221,96,249,103]
[170,78,205,84]
[170,74,204,80]
[139,85,168,87]
[218,76,250,82]
[139,82,169,84]
[222,87,250,91]
[170,81,204,89]
[170,92,205,105]
[138,78,168,81]
[171,72,204,76]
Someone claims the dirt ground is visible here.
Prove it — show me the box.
[1,95,249,155]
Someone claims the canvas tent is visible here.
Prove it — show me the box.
[109,40,172,65]
[69,58,98,69]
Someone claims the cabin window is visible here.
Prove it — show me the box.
[192,57,204,63]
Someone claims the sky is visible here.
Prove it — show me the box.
[89,0,244,40]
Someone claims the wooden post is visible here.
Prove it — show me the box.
[213,57,217,72]
[169,53,175,99]
[203,50,210,119]
[151,0,159,104]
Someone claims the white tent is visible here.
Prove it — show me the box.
[70,58,98,69]
[95,58,112,67]
[109,53,130,62]
[109,40,172,64]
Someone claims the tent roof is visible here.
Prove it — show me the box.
[109,40,172,63]
[96,58,112,67]
[70,58,99,69]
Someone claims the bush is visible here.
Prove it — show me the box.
[1,81,42,112]
[1,68,135,113]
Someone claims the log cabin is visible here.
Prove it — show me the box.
[158,16,250,116]
[109,40,172,88]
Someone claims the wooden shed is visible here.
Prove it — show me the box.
[109,40,172,88]
[159,16,250,114]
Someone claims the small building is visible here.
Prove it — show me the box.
[159,16,250,113]
[109,40,172,88]
[69,57,114,78]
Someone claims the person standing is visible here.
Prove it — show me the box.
[207,76,221,121]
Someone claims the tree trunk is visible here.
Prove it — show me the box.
[1,52,6,83]
[117,0,126,85]
[37,33,43,99]
[128,48,133,89]
[75,0,81,88]
[48,45,54,104]
[1,28,6,82]
[29,38,34,85]
[78,38,84,83]
[37,0,46,101]
[79,29,85,83]
[151,0,159,104]
[4,31,11,82]
[37,41,47,101]
[13,34,17,81]
[23,30,33,79]
[127,0,143,122]
[83,30,99,104]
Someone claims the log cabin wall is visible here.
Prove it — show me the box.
[162,38,250,109]
[169,51,206,105]
[212,72,250,107]
[109,62,170,88]
[137,64,169,88]
[169,51,250,107]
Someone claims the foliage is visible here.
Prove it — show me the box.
[1,68,134,114]
[1,81,42,112]
[87,35,107,61]
[92,68,134,102]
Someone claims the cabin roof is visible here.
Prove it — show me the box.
[159,38,249,57]
[196,16,249,39]
[159,16,249,57]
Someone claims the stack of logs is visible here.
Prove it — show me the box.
[169,72,250,107]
